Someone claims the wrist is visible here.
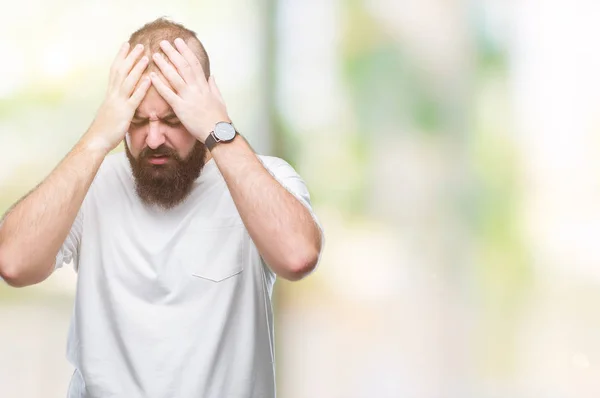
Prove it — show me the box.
[204,120,237,151]
[209,132,243,156]
[201,116,232,142]
[80,130,114,158]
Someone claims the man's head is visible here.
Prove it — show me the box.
[124,18,210,209]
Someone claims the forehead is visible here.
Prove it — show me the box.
[135,81,172,117]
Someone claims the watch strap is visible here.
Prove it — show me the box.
[205,132,218,151]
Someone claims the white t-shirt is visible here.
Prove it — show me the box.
[54,152,322,398]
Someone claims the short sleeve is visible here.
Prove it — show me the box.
[260,156,325,269]
[54,207,84,271]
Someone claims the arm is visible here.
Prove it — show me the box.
[0,42,151,287]
[211,136,322,280]
[0,139,107,287]
[151,38,322,281]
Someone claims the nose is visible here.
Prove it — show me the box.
[145,120,166,150]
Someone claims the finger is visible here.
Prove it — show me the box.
[174,37,208,85]
[152,53,186,92]
[150,72,181,106]
[159,40,196,84]
[109,42,131,88]
[128,76,151,107]
[122,56,149,96]
[208,75,226,105]
[115,43,145,86]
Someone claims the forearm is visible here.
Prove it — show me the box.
[0,42,149,287]
[0,133,108,286]
[211,136,321,280]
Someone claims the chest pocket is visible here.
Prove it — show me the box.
[179,216,247,282]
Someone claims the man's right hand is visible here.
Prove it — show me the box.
[85,42,151,151]
[0,43,151,287]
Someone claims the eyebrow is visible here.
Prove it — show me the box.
[161,113,179,120]
[132,111,146,120]
[132,112,179,120]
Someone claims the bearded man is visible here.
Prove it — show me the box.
[0,18,323,398]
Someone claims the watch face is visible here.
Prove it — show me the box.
[214,122,236,141]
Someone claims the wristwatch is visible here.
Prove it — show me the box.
[205,122,237,151]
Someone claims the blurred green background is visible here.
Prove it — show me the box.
[3,0,600,397]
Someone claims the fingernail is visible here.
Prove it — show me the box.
[160,40,169,46]
[141,56,148,62]
[136,43,143,50]
[153,53,161,60]
[175,38,183,45]
[122,42,130,49]
[150,72,156,78]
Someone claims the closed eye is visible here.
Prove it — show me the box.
[164,119,182,127]
[130,119,148,126]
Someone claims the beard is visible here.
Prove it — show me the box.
[124,140,208,210]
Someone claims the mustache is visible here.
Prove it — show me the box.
[139,145,178,160]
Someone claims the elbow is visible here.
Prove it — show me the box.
[283,249,320,282]
[0,249,22,287]
[0,271,27,288]
[0,248,40,288]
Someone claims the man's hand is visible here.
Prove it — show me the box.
[150,38,230,143]
[0,44,151,287]
[86,42,151,151]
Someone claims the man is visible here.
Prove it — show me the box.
[0,18,323,398]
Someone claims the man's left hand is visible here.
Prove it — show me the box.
[150,38,230,143]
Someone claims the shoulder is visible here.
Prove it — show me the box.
[257,155,288,168]
[95,152,129,180]
[257,155,312,200]
[89,151,132,194]
[257,155,298,178]
[100,151,128,172]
